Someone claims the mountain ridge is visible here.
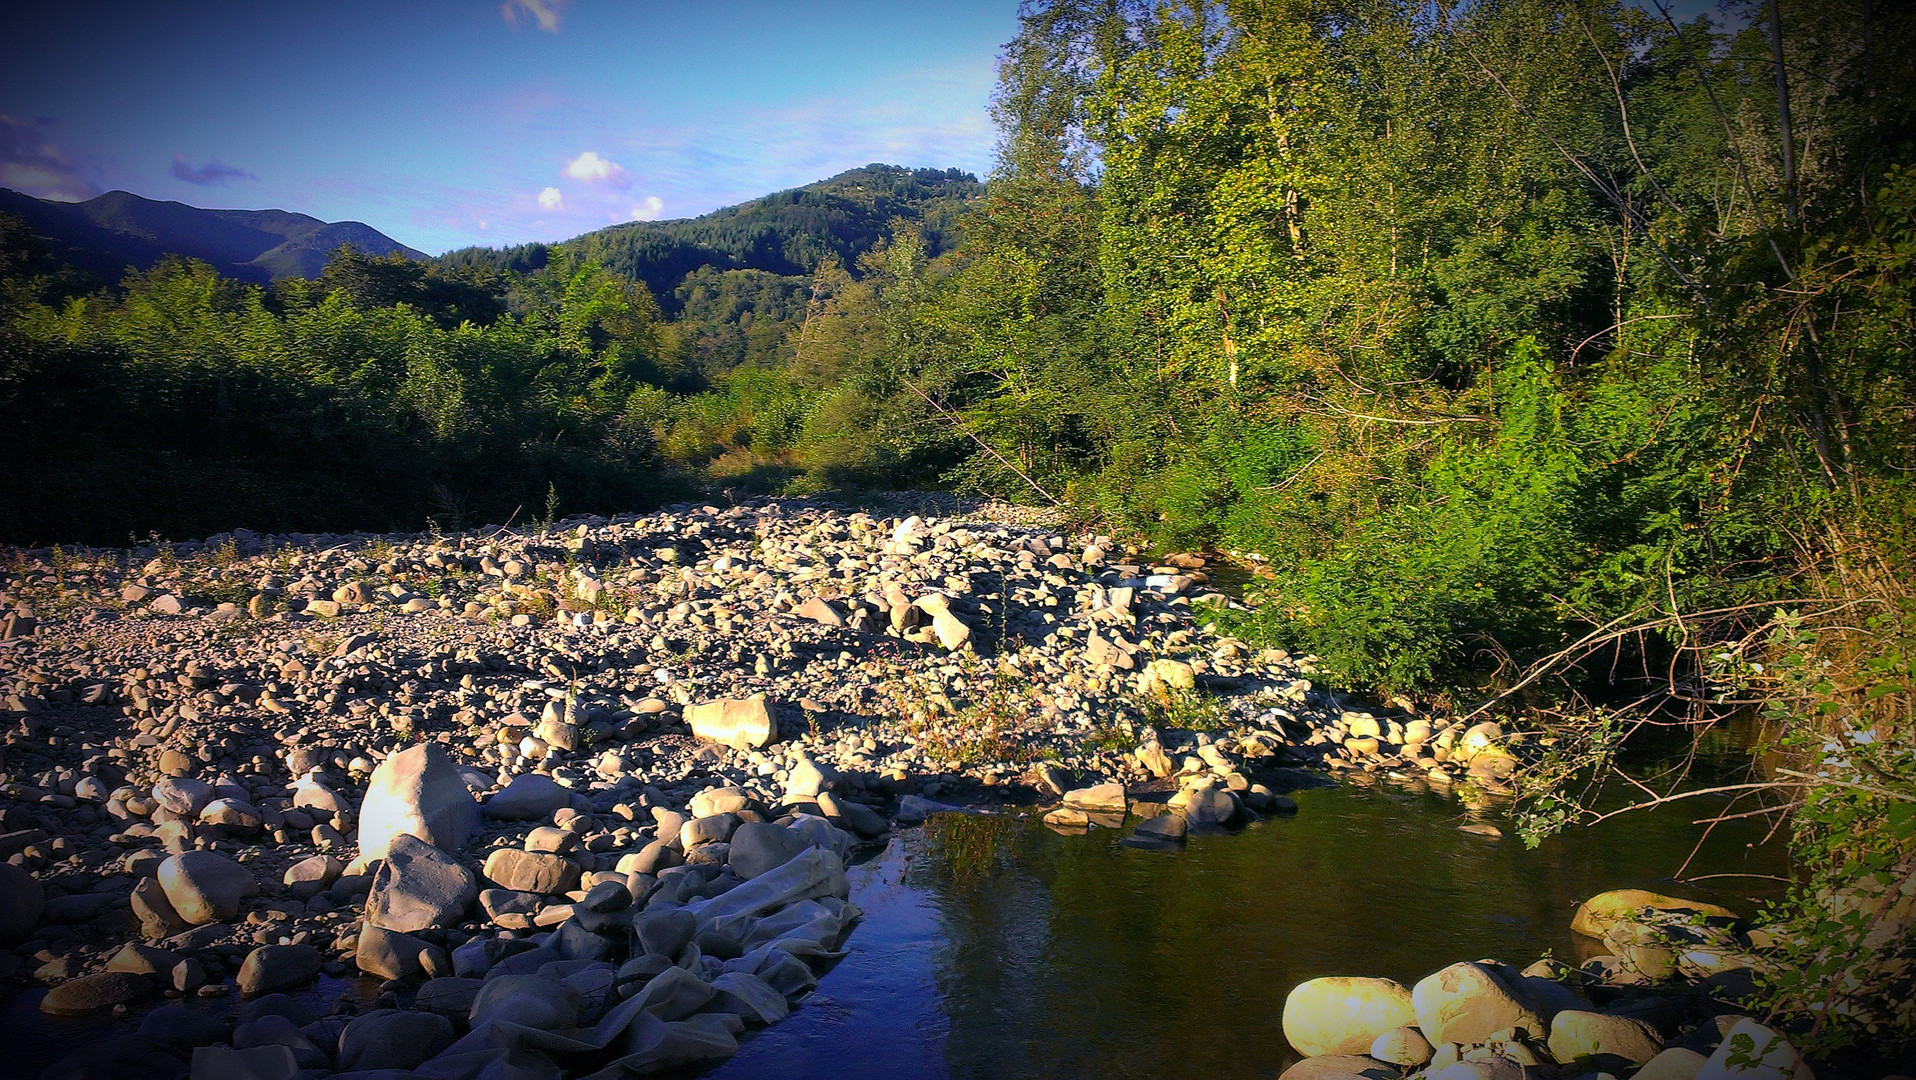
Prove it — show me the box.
[0,187,425,284]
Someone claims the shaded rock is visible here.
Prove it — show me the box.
[365,833,477,932]
[189,1044,299,1080]
[469,973,581,1030]
[1277,1054,1404,1080]
[336,1008,454,1072]
[1283,976,1418,1057]
[1696,1018,1812,1080]
[483,774,573,821]
[1637,1048,1709,1080]
[0,861,45,942]
[354,923,434,981]
[728,822,808,880]
[41,970,152,1015]
[357,742,480,862]
[157,851,259,925]
[1184,787,1241,828]
[236,944,321,996]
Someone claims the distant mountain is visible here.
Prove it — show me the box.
[438,164,985,305]
[0,187,425,284]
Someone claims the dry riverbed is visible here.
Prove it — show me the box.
[0,495,1813,1079]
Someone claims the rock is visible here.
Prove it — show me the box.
[1370,1026,1434,1067]
[1696,1018,1812,1080]
[282,855,341,901]
[1571,889,1739,938]
[1637,1048,1709,1080]
[0,860,45,941]
[483,774,574,820]
[1183,787,1241,827]
[785,753,830,799]
[1283,976,1418,1057]
[616,840,682,876]
[190,1044,300,1080]
[157,851,259,925]
[1135,743,1174,779]
[681,813,740,848]
[153,777,215,817]
[414,976,484,1017]
[236,944,321,995]
[816,791,888,838]
[797,597,844,626]
[1132,813,1187,842]
[357,742,480,862]
[1277,1054,1404,1080]
[1411,961,1546,1047]
[105,942,183,976]
[354,923,434,981]
[483,848,580,894]
[199,798,264,831]
[366,833,477,932]
[131,876,188,939]
[1062,782,1126,814]
[40,970,152,1014]
[1548,1009,1662,1067]
[469,973,581,1030]
[685,697,778,750]
[728,822,809,880]
[635,908,698,958]
[336,1008,454,1072]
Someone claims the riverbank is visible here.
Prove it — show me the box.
[0,495,1806,1078]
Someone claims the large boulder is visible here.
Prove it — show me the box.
[157,850,259,925]
[0,861,44,942]
[1411,961,1546,1047]
[685,698,777,750]
[1571,889,1738,938]
[1062,782,1127,814]
[365,833,477,932]
[1283,977,1418,1057]
[469,973,582,1030]
[357,743,479,862]
[482,773,573,820]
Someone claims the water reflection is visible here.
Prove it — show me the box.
[713,782,1789,1080]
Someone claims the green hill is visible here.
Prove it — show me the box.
[438,163,983,304]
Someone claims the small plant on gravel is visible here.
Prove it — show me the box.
[1142,688,1230,732]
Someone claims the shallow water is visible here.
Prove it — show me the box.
[6,763,1790,1079]
[710,779,1789,1080]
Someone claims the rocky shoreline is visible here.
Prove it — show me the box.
[0,495,1807,1079]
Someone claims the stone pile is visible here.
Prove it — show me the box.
[1279,889,1813,1080]
[0,495,1542,1078]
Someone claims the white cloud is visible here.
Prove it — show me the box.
[564,151,629,186]
[630,196,664,221]
[537,185,563,211]
[501,0,569,33]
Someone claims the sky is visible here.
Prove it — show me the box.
[0,0,1019,254]
[1,0,1730,257]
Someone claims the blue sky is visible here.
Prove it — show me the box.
[0,0,1018,254]
[1,0,1729,256]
